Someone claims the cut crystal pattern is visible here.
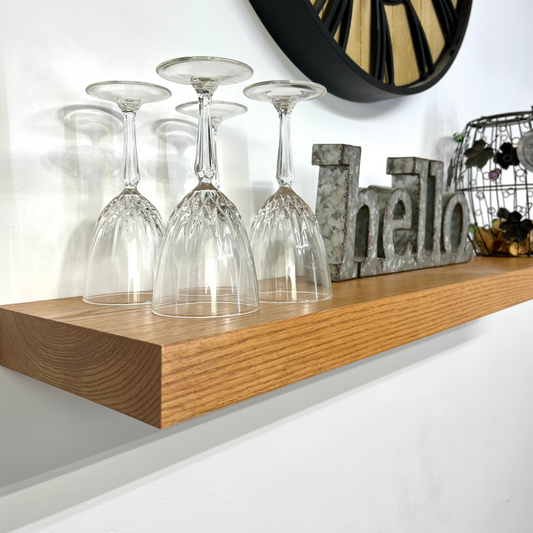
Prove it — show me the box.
[153,183,258,317]
[250,187,331,302]
[85,190,164,304]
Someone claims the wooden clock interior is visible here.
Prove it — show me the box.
[312,0,459,86]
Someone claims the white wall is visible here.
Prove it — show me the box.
[1,1,533,531]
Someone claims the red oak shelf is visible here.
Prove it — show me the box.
[1,257,533,429]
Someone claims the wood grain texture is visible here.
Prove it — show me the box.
[345,0,372,72]
[385,3,418,86]
[0,310,162,426]
[2,258,533,428]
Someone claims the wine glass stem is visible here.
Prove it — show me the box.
[212,124,220,189]
[276,108,294,188]
[195,91,217,184]
[122,111,140,189]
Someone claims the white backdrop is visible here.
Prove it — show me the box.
[1,1,533,531]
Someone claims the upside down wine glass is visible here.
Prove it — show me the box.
[153,57,259,318]
[83,81,171,305]
[175,100,247,189]
[244,80,332,303]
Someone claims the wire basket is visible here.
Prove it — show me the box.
[451,108,533,257]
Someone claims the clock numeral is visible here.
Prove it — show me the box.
[314,0,329,14]
[432,0,458,46]
[372,0,395,84]
[403,0,434,80]
[339,0,354,49]
[315,0,354,50]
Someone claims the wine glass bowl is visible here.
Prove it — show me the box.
[152,57,258,318]
[152,181,259,317]
[84,190,165,305]
[249,186,332,303]
[83,80,171,305]
[244,80,332,303]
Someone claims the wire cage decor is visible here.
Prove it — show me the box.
[451,108,533,257]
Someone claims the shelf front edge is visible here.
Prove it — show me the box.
[0,309,163,427]
[2,262,533,430]
[159,267,533,428]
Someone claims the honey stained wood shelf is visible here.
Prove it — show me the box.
[2,257,533,429]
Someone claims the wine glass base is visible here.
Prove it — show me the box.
[176,100,248,124]
[156,57,253,86]
[86,81,171,107]
[83,292,153,306]
[243,80,326,107]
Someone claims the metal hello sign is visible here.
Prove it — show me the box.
[313,144,473,281]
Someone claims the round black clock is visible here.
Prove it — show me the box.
[248,0,472,102]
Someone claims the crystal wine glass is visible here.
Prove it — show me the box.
[175,100,247,189]
[83,81,171,305]
[153,57,259,318]
[243,80,332,303]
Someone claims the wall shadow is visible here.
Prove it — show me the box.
[147,118,197,220]
[250,180,275,221]
[41,105,123,298]
[1,322,479,531]
[317,92,405,120]
[0,53,15,304]
[43,105,123,184]
[218,125,252,226]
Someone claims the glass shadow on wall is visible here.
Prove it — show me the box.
[216,125,254,228]
[41,109,199,300]
[0,111,200,492]
[148,118,197,220]
[41,105,123,298]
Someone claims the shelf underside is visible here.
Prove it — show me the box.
[1,257,533,429]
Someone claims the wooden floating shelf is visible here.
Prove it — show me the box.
[1,257,533,429]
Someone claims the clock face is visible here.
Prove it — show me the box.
[249,0,472,102]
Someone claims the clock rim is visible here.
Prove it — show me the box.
[249,0,473,103]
